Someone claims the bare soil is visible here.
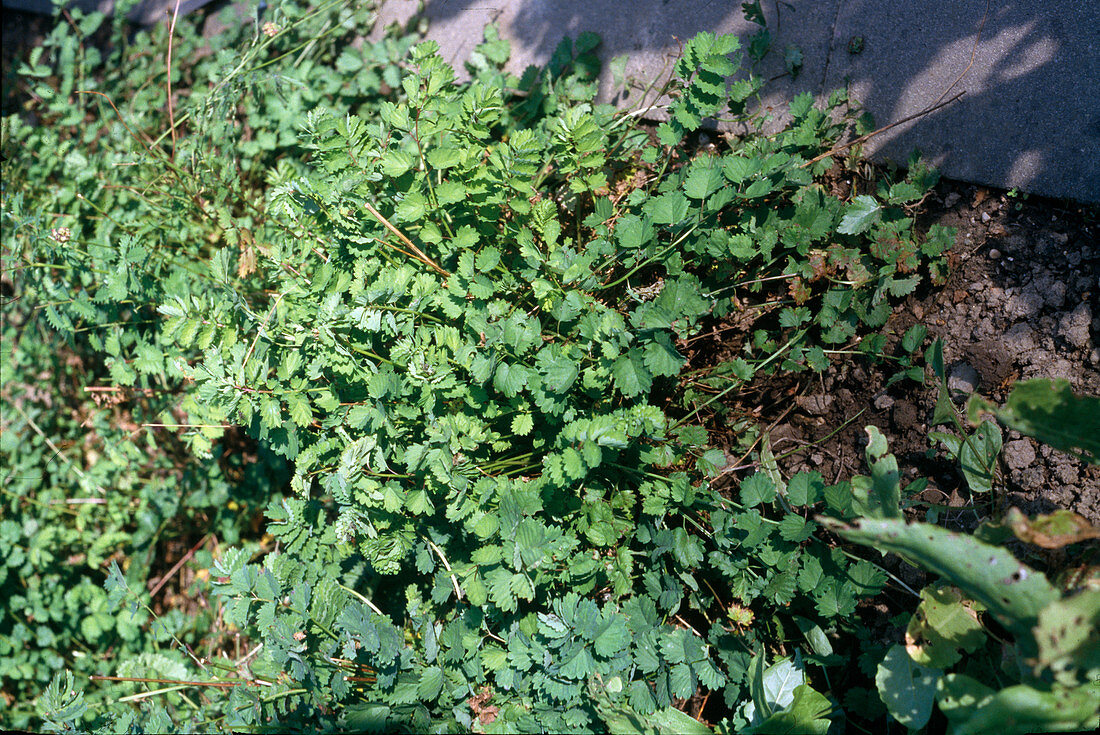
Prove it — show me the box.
[708,173,1100,529]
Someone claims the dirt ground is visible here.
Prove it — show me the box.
[707,173,1099,531]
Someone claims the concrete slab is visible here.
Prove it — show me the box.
[823,0,1100,204]
[374,0,830,117]
[390,0,1100,203]
[5,0,1099,202]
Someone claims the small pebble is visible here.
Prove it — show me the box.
[948,362,980,395]
[981,212,991,223]
[987,248,1001,260]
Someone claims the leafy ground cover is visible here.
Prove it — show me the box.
[1,2,1097,733]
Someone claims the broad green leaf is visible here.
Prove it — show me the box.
[649,707,713,734]
[612,353,653,398]
[901,324,928,354]
[722,155,757,184]
[669,662,695,699]
[463,573,487,607]
[740,472,776,507]
[643,338,685,377]
[558,644,596,679]
[671,527,704,567]
[749,654,805,722]
[684,158,725,200]
[647,192,690,225]
[1032,589,1100,687]
[957,420,1002,493]
[381,148,416,177]
[503,407,533,437]
[938,677,1100,735]
[850,426,902,519]
[935,673,994,724]
[822,517,1059,635]
[789,91,813,119]
[493,362,528,397]
[592,616,630,657]
[617,214,656,250]
[287,394,313,427]
[778,514,813,543]
[743,178,772,198]
[837,195,881,235]
[968,378,1100,464]
[793,617,833,657]
[562,447,586,480]
[656,121,683,147]
[541,354,580,393]
[591,684,712,734]
[786,471,824,506]
[696,448,727,477]
[745,684,831,735]
[905,585,987,669]
[417,666,443,701]
[876,644,940,729]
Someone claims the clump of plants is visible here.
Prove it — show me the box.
[5,2,1096,733]
[824,366,1099,734]
[3,0,415,729]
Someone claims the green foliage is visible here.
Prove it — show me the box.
[905,585,986,669]
[5,3,964,732]
[3,1,412,729]
[924,338,1005,494]
[969,378,1100,465]
[823,419,1100,733]
[875,645,939,730]
[37,670,87,733]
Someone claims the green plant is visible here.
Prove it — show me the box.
[3,0,416,729]
[822,378,1100,734]
[6,4,960,732]
[925,340,1003,495]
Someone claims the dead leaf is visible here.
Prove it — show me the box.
[1007,507,1100,549]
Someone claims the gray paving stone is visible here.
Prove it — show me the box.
[824,0,1100,203]
[394,0,1100,202]
[6,0,1099,202]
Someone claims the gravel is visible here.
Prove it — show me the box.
[1059,303,1093,349]
[947,362,980,396]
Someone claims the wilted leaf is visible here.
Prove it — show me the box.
[1007,508,1100,549]
[905,585,987,669]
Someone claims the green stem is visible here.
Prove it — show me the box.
[705,272,797,299]
[672,329,806,430]
[343,342,395,367]
[837,548,920,599]
[598,223,700,292]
